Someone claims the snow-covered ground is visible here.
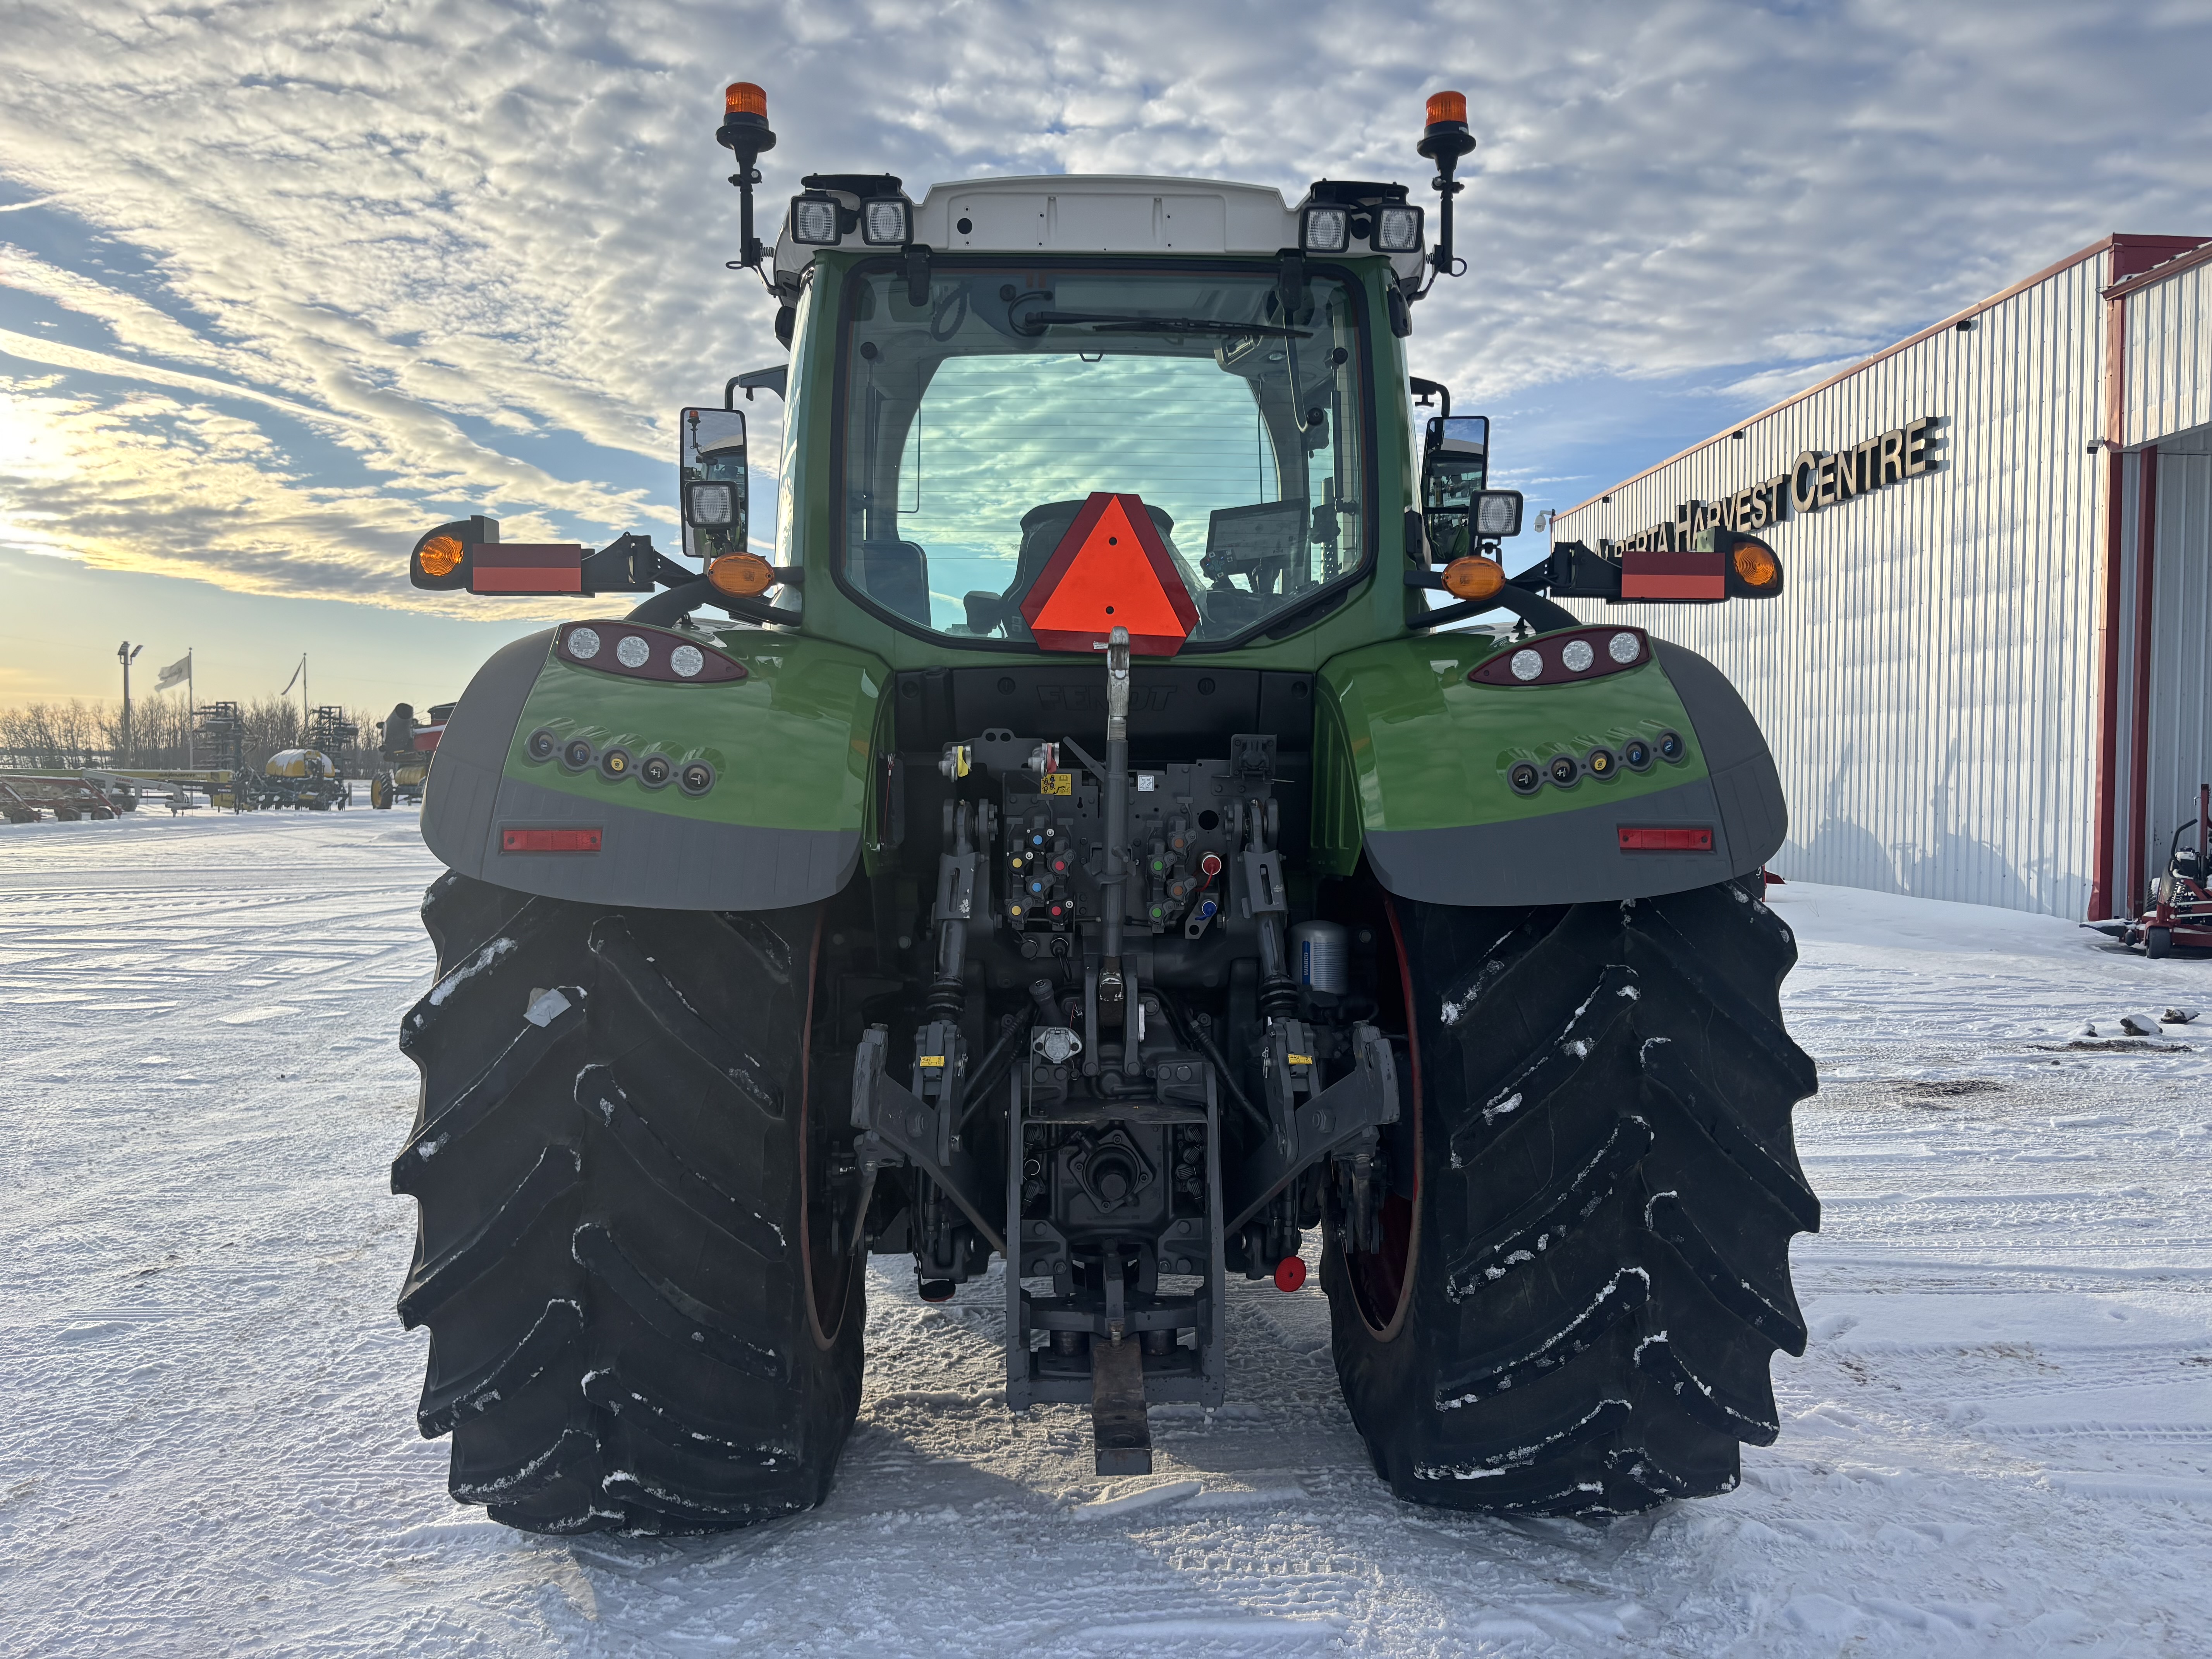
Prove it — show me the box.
[4,811,2210,1656]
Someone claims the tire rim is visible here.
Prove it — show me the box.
[1342,890,1421,1339]
[798,910,862,1347]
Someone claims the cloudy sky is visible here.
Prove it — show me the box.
[2,0,2207,708]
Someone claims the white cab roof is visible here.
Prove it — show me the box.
[773,173,1423,285]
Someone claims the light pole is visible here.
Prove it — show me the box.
[117,641,143,765]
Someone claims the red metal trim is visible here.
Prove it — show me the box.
[2102,237,2212,299]
[2090,443,2127,919]
[2126,448,2161,914]
[469,543,584,596]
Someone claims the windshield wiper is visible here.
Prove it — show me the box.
[1013,309,1312,340]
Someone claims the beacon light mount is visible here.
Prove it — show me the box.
[1412,89,1477,300]
[716,81,778,277]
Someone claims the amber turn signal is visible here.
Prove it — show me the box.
[708,552,776,597]
[1441,556,1507,602]
[417,534,464,578]
[1730,537,1781,592]
[724,82,767,117]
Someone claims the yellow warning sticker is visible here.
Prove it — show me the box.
[919,1055,946,1068]
[1040,772,1073,796]
[1288,1053,1314,1067]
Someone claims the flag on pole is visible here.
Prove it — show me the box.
[155,652,191,692]
[280,655,304,697]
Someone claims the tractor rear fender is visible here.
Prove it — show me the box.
[1311,632,1785,906]
[421,626,886,910]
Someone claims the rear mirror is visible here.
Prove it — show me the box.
[1423,412,1488,466]
[1420,415,1512,562]
[679,407,748,562]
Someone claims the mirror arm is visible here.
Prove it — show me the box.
[1408,376,1451,434]
[625,578,785,628]
[1413,579,1579,634]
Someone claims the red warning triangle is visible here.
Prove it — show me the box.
[1020,493,1199,656]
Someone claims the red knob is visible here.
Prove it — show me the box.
[1200,852,1223,876]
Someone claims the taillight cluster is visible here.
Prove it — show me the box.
[556,622,747,684]
[1468,627,1648,688]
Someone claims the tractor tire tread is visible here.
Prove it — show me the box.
[396,876,861,1536]
[1326,878,1816,1518]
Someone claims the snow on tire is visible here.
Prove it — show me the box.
[392,871,866,1535]
[1322,875,1819,1516]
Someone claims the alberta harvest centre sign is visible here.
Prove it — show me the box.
[1607,416,1943,554]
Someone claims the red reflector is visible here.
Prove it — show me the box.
[1618,826,1714,852]
[1274,1255,1307,1292]
[1019,492,1199,656]
[1621,548,1724,601]
[501,827,602,853]
[469,544,584,595]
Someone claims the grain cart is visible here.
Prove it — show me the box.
[390,85,1816,1537]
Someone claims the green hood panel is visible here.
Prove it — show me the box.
[501,626,884,831]
[420,626,886,911]
[1312,631,1786,904]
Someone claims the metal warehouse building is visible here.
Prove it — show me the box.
[1547,233,2212,920]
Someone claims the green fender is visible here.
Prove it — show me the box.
[421,623,887,910]
[1311,630,1787,906]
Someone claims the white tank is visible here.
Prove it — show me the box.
[1290,920,1349,996]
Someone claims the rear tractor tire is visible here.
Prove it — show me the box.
[392,872,866,1534]
[1324,876,1819,1517]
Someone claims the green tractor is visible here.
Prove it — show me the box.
[392,83,1815,1537]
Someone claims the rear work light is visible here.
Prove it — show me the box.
[790,195,841,245]
[1618,826,1714,852]
[1373,203,1423,252]
[861,198,911,245]
[685,481,737,527]
[1302,205,1350,252]
[501,827,603,854]
[1473,489,1523,538]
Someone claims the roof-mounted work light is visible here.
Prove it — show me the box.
[716,82,778,273]
[1301,204,1351,252]
[790,194,842,246]
[1373,203,1424,252]
[861,197,912,246]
